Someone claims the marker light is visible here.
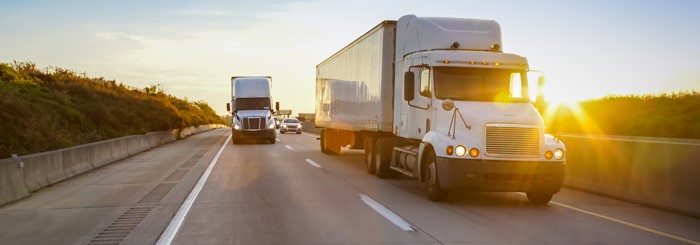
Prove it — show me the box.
[554,149,565,160]
[455,145,467,157]
[443,60,450,64]
[469,148,480,158]
[494,62,500,66]
[446,146,454,156]
[545,150,553,160]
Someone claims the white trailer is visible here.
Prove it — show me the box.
[227,76,278,144]
[315,15,566,203]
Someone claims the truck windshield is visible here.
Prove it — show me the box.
[235,98,271,110]
[433,67,530,103]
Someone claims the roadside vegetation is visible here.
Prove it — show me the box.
[544,92,700,139]
[0,61,224,157]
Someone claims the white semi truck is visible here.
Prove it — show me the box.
[226,76,278,144]
[315,15,566,203]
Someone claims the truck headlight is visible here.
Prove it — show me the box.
[554,149,564,160]
[234,124,241,130]
[268,123,275,129]
[455,145,467,157]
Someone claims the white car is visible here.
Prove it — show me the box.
[279,118,302,134]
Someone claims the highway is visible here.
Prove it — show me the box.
[1,128,700,244]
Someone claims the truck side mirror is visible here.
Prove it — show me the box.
[404,71,415,101]
[226,103,231,112]
[275,102,280,112]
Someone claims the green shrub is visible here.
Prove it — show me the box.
[0,62,224,157]
[545,92,700,139]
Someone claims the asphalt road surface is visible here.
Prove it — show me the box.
[2,128,700,244]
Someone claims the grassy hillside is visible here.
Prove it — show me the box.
[544,92,700,139]
[0,61,224,158]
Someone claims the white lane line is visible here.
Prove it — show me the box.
[305,158,322,168]
[156,133,232,245]
[521,193,700,245]
[359,194,415,232]
[285,145,296,152]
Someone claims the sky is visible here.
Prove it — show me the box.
[1,0,699,115]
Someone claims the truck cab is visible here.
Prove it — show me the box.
[227,76,277,144]
[392,15,565,203]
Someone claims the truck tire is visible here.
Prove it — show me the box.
[425,150,448,201]
[320,129,327,153]
[374,138,398,178]
[320,129,341,155]
[364,136,376,174]
[526,191,553,204]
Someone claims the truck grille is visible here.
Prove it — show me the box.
[242,117,264,130]
[485,125,540,157]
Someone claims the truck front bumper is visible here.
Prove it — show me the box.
[435,157,565,193]
[232,128,276,141]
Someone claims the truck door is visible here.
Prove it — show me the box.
[405,66,432,139]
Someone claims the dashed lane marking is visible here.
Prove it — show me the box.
[305,158,321,168]
[359,194,415,232]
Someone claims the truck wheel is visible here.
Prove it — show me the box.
[364,136,376,174]
[320,129,327,153]
[320,129,340,155]
[374,138,396,178]
[526,191,553,204]
[425,150,448,201]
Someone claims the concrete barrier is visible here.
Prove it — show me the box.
[126,135,144,156]
[146,132,161,148]
[62,145,94,178]
[90,140,115,168]
[139,134,151,152]
[0,124,225,206]
[22,150,66,192]
[562,134,700,217]
[111,137,130,161]
[0,158,29,205]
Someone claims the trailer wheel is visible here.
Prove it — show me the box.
[526,191,553,205]
[320,129,340,155]
[425,150,448,201]
[364,136,376,174]
[320,129,328,154]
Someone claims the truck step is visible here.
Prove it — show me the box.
[392,147,417,156]
[390,166,415,178]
